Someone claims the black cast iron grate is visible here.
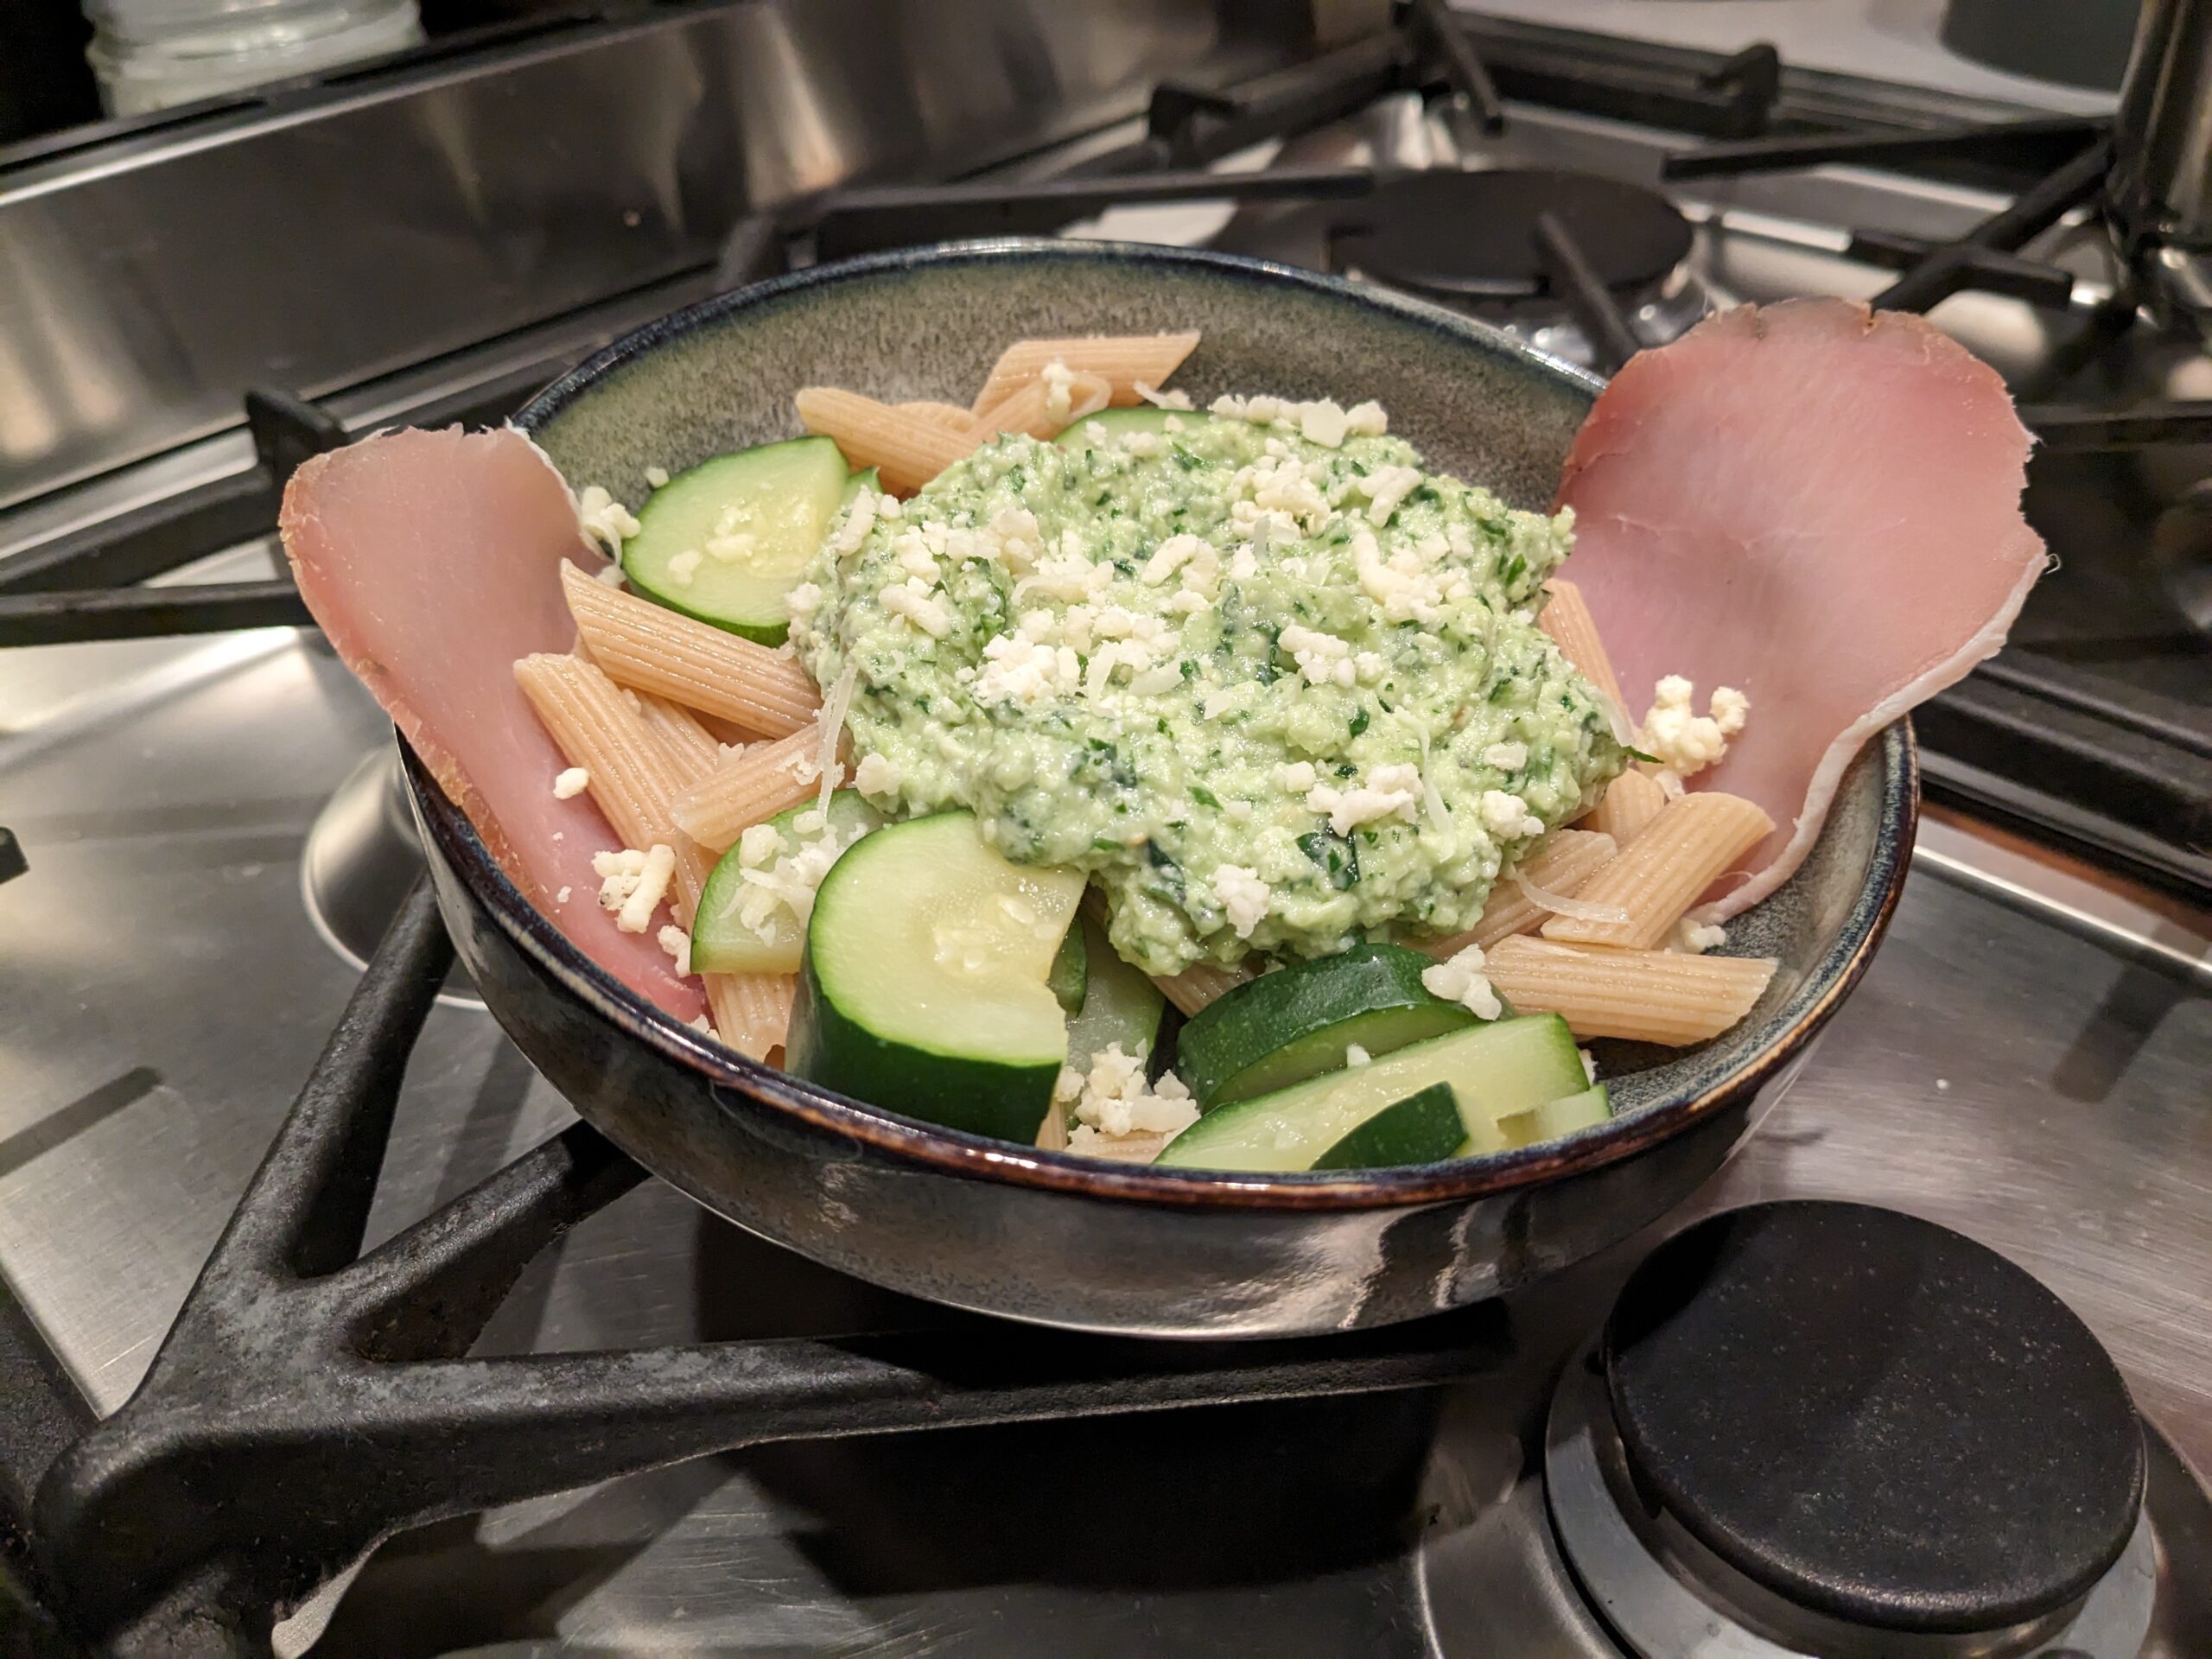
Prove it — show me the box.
[17,879,1510,1650]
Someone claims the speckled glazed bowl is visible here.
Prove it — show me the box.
[408,239,1915,1338]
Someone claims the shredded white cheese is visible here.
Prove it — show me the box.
[1479,790,1545,842]
[1211,864,1273,938]
[814,660,860,814]
[1670,918,1729,955]
[658,924,692,976]
[643,466,670,489]
[1056,1044,1199,1141]
[616,844,677,934]
[552,766,590,799]
[1422,943,1503,1020]
[575,485,641,555]
[1637,677,1751,778]
[853,752,902,799]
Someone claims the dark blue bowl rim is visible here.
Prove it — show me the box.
[412,237,1918,1212]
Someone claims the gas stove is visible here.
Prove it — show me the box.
[0,2,2207,1652]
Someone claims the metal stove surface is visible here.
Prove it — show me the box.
[1,545,2205,1649]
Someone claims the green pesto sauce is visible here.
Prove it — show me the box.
[791,410,1624,975]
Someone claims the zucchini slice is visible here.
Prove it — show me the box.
[691,791,886,975]
[1174,944,1483,1110]
[839,465,880,508]
[623,437,849,643]
[1156,1014,1586,1173]
[1496,1084,1611,1148]
[1063,912,1167,1074]
[1047,921,1088,1015]
[1052,407,1185,449]
[785,812,1085,1142]
[1311,1083,1465,1171]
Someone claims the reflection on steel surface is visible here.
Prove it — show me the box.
[0,0,1276,510]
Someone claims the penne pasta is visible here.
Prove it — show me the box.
[671,722,844,852]
[1541,791,1775,950]
[1484,936,1777,1046]
[974,367,1112,441]
[513,652,714,909]
[1035,1103,1069,1152]
[634,690,723,784]
[1540,579,1628,721]
[1582,766,1668,846]
[969,333,1201,416]
[518,653,796,1059]
[1154,960,1255,1016]
[1415,830,1618,958]
[705,970,796,1059]
[563,563,821,737]
[795,387,976,494]
[893,400,980,435]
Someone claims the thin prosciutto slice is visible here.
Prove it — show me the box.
[1557,299,2047,920]
[281,428,706,1023]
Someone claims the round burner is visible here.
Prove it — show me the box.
[1599,1202,2146,1638]
[1332,169,1694,303]
[302,745,480,1007]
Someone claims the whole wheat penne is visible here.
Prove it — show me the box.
[1541,791,1774,950]
[635,691,722,784]
[1540,579,1628,720]
[705,970,796,1060]
[1484,936,1777,1046]
[969,334,1201,416]
[893,400,980,435]
[1415,830,1618,958]
[563,563,820,736]
[1068,1129,1173,1164]
[671,722,848,852]
[514,653,714,912]
[1154,960,1254,1016]
[1582,766,1667,846]
[975,367,1111,440]
[796,387,976,494]
[1035,1103,1069,1153]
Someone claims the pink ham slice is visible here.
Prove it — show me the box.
[281,427,706,1023]
[1557,299,2047,921]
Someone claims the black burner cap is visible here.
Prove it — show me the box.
[1602,1201,2145,1634]
[1335,168,1693,302]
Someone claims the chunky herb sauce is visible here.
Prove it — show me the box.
[791,404,1624,974]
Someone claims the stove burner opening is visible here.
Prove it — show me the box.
[301,746,481,1007]
[1329,168,1694,304]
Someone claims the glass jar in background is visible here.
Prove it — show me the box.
[83,0,423,114]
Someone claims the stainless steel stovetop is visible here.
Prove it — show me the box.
[1,6,2209,1652]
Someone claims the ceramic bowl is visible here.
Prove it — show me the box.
[408,238,1915,1337]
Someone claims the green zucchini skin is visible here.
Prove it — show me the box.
[783,811,1081,1145]
[787,951,1061,1143]
[1310,1083,1465,1170]
[1159,1014,1586,1173]
[623,437,849,644]
[1175,944,1482,1109]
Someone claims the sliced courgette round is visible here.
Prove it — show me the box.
[623,436,850,643]
[1047,920,1089,1015]
[1156,1014,1586,1173]
[1052,407,1185,449]
[1063,912,1166,1074]
[785,812,1084,1143]
[691,791,886,975]
[1174,944,1483,1110]
[1496,1083,1611,1148]
[1310,1083,1465,1171]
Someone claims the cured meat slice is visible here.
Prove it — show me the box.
[281,428,706,1021]
[1557,300,2046,919]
